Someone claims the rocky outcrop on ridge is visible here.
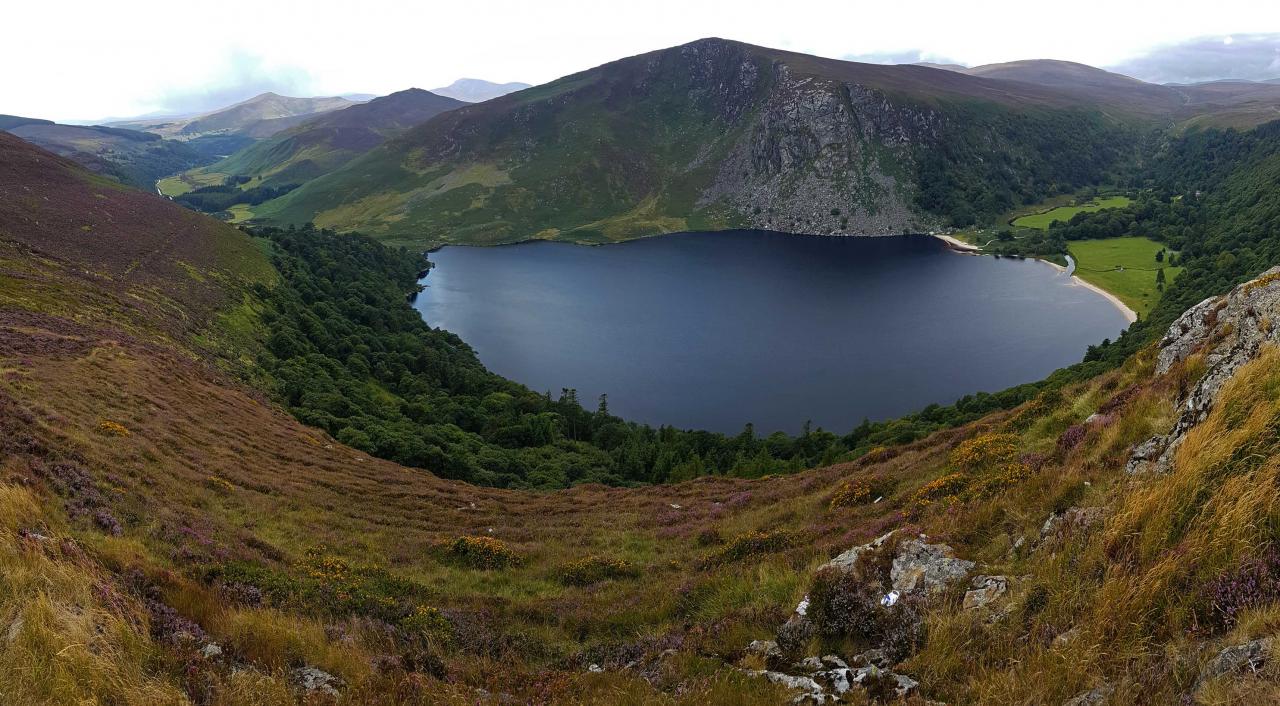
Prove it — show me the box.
[1127,266,1280,475]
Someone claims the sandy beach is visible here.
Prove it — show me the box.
[931,235,1138,324]
[1039,258,1138,324]
[932,234,982,252]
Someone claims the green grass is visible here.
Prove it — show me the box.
[1068,237,1181,317]
[1012,196,1131,230]
[156,170,226,197]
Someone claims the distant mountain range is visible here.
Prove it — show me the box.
[243,40,1280,247]
[199,88,466,190]
[923,59,1280,126]
[0,115,208,188]
[106,92,363,141]
[430,78,531,102]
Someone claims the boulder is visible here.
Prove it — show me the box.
[1201,637,1273,682]
[963,575,1009,610]
[292,666,342,697]
[890,539,974,594]
[748,670,827,703]
[850,665,919,697]
[820,531,895,572]
[746,639,782,663]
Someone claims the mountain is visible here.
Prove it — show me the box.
[2,116,209,188]
[254,38,1151,246]
[188,88,466,190]
[431,78,532,102]
[11,120,1280,703]
[960,59,1187,117]
[0,114,54,130]
[107,92,362,140]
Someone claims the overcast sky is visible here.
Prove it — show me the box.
[8,0,1280,122]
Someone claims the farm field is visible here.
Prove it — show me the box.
[156,169,226,197]
[1068,236,1179,317]
[1013,195,1131,230]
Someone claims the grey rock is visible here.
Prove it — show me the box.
[1129,267,1280,475]
[820,530,895,572]
[747,639,782,662]
[890,538,975,594]
[850,666,920,697]
[963,575,1009,610]
[1040,507,1106,543]
[850,648,891,668]
[819,654,848,670]
[1062,683,1112,706]
[748,670,827,702]
[1201,637,1274,682]
[292,666,342,697]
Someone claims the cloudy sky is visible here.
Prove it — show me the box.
[8,0,1280,122]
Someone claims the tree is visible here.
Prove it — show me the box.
[1156,268,1166,291]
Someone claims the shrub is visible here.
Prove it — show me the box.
[446,536,520,570]
[775,616,815,662]
[949,433,1019,472]
[204,476,234,494]
[695,528,723,547]
[969,461,1032,499]
[401,605,453,644]
[714,530,796,563]
[98,420,131,437]
[909,472,969,514]
[829,475,894,510]
[806,566,883,640]
[1056,424,1088,453]
[559,556,639,586]
[1204,548,1280,629]
[829,479,872,510]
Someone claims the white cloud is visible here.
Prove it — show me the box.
[5,0,1280,122]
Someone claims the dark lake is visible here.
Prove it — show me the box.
[414,231,1128,435]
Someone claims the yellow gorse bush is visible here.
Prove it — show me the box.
[948,432,1019,472]
[98,419,131,437]
[447,536,520,569]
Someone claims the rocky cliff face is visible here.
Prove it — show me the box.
[1128,266,1280,474]
[700,62,936,236]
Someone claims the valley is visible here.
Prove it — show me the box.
[8,22,1280,706]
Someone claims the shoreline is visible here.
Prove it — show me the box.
[931,234,1137,324]
[1038,258,1138,324]
[931,233,982,252]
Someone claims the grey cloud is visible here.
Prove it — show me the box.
[1110,34,1280,84]
[149,50,318,115]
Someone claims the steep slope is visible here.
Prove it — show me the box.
[431,78,532,102]
[3,119,209,189]
[200,89,466,188]
[256,38,1144,246]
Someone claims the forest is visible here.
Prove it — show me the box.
[244,122,1280,490]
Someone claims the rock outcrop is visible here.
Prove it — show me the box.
[890,538,975,594]
[1127,267,1280,475]
[1200,637,1274,683]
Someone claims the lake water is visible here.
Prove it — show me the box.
[414,231,1128,435]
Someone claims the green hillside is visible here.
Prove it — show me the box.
[254,38,1146,248]
[192,88,466,191]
